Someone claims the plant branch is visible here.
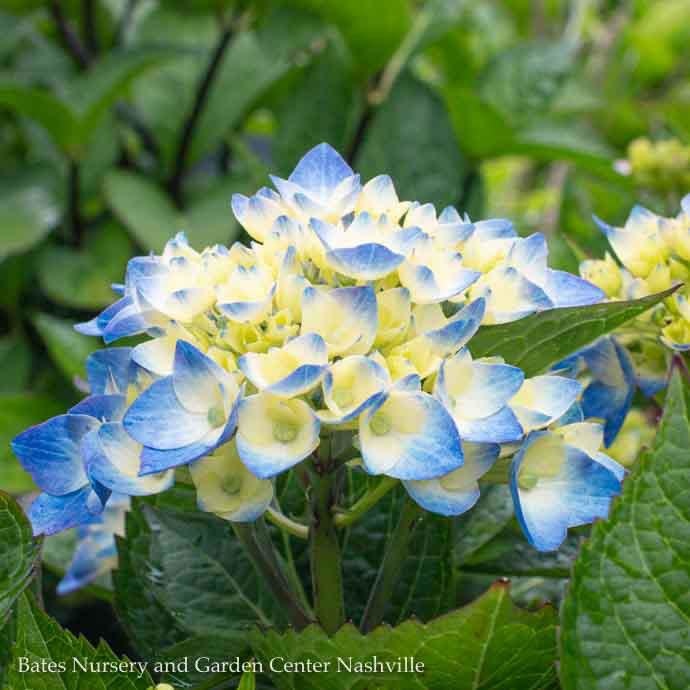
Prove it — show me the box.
[359,497,421,633]
[266,506,309,540]
[309,455,345,634]
[49,1,91,70]
[334,476,397,528]
[167,19,235,207]
[81,0,99,56]
[232,522,313,630]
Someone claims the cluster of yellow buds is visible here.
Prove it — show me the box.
[627,137,690,195]
[580,195,690,350]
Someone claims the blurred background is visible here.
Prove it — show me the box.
[1,0,690,657]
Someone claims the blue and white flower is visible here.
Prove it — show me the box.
[300,285,378,357]
[435,348,524,443]
[190,440,273,522]
[403,442,499,515]
[239,332,328,398]
[124,341,240,474]
[510,422,623,551]
[359,374,463,480]
[235,393,320,478]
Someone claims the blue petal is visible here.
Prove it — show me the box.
[173,340,226,412]
[85,422,174,496]
[510,433,622,551]
[12,415,99,495]
[69,394,127,422]
[86,348,133,395]
[28,487,102,536]
[403,442,498,515]
[425,298,485,353]
[580,338,636,445]
[544,270,605,307]
[57,534,117,595]
[326,244,405,280]
[286,143,353,199]
[138,404,238,475]
[359,390,464,480]
[123,377,213,450]
[453,405,523,444]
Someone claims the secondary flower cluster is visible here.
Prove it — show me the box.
[13,144,622,569]
[580,195,690,350]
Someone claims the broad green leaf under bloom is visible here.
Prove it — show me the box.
[249,582,558,690]
[561,371,690,690]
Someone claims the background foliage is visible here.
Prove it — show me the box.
[1,1,690,689]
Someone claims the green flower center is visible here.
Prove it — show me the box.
[332,387,354,408]
[369,411,392,436]
[221,475,242,496]
[207,405,226,428]
[273,421,298,443]
[518,471,539,491]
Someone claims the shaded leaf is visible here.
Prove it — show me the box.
[273,38,360,177]
[105,170,243,251]
[6,593,154,689]
[0,492,40,625]
[188,9,323,164]
[0,394,63,494]
[357,73,467,210]
[113,506,187,660]
[38,223,132,310]
[0,336,31,393]
[469,287,677,377]
[285,0,412,74]
[32,313,99,384]
[561,371,690,690]
[250,583,558,690]
[0,178,60,261]
[342,481,455,625]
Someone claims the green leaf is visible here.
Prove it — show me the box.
[342,481,455,624]
[0,81,80,154]
[454,485,514,565]
[115,500,286,658]
[285,0,412,74]
[157,635,246,688]
[238,670,257,690]
[479,41,575,127]
[0,336,31,393]
[250,582,558,690]
[0,492,40,626]
[561,370,690,690]
[104,171,179,252]
[113,506,188,659]
[38,223,132,310]
[68,48,172,137]
[356,73,468,210]
[6,593,154,689]
[0,178,60,261]
[468,287,677,377]
[188,9,323,165]
[32,313,99,384]
[0,394,63,494]
[104,171,243,252]
[145,506,287,636]
[273,39,360,177]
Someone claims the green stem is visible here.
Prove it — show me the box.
[265,506,309,540]
[334,476,398,528]
[309,459,345,635]
[280,528,313,616]
[232,522,313,630]
[359,497,422,633]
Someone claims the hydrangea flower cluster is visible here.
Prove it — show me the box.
[13,144,623,572]
[581,195,690,350]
